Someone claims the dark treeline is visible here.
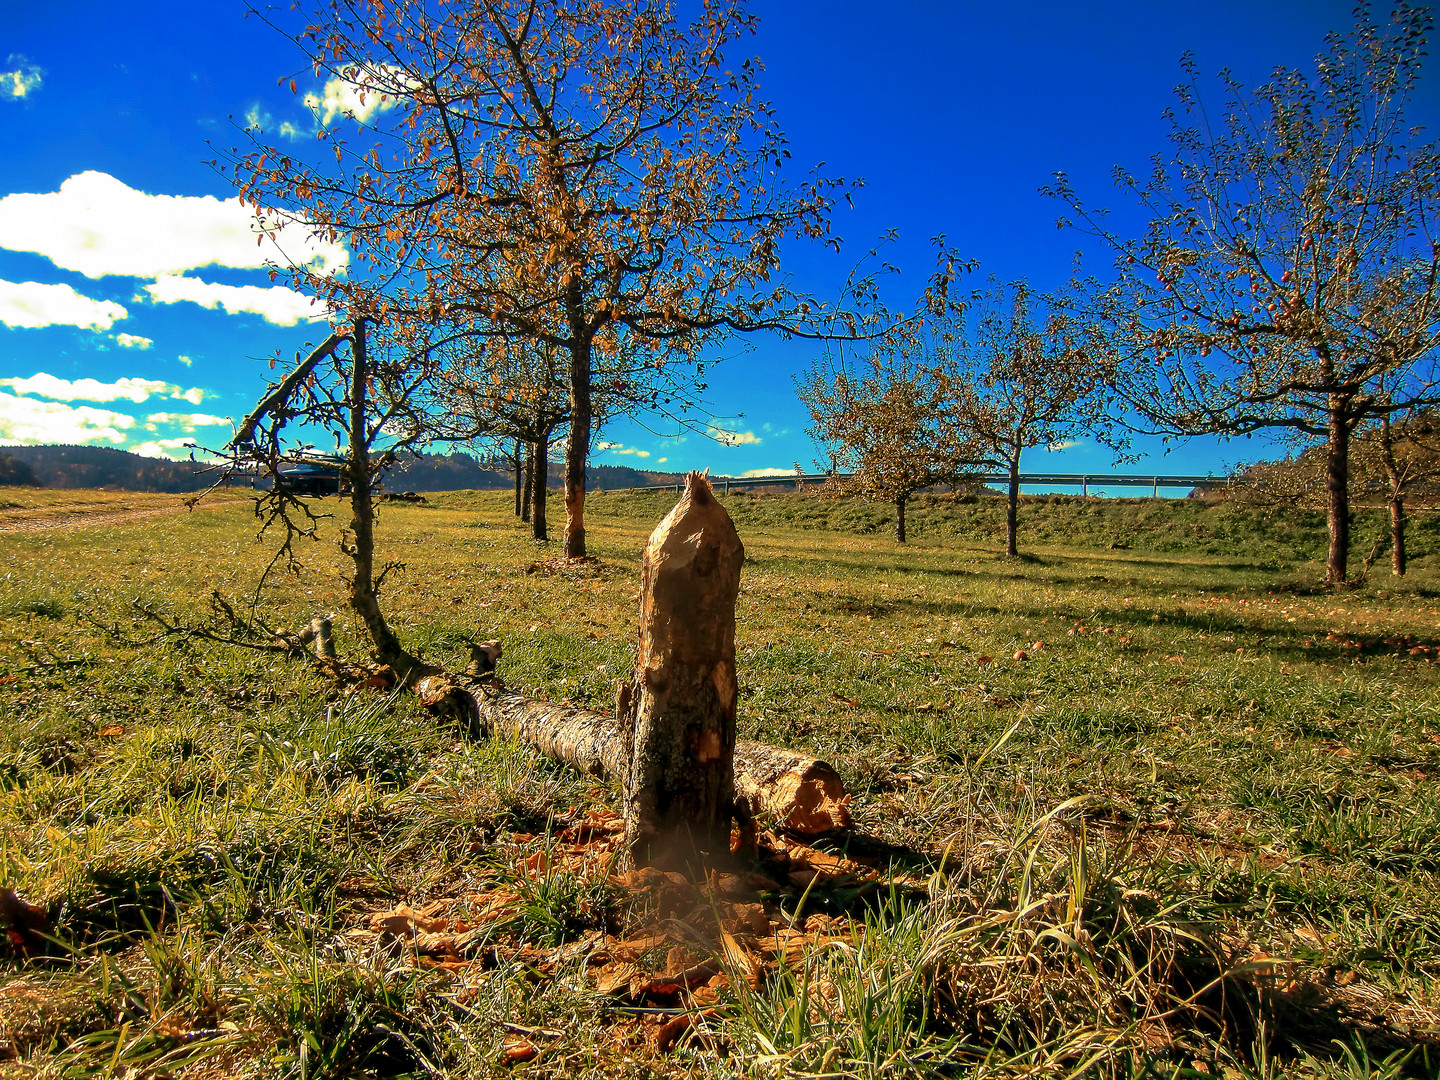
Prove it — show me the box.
[2,445,683,494]
[4,445,208,492]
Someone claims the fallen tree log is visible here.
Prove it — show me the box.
[414,677,851,838]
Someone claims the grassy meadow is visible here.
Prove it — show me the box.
[1,485,1438,1078]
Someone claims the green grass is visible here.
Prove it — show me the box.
[1,486,1438,1077]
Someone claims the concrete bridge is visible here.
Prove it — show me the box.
[608,471,1222,499]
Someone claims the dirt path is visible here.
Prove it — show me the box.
[0,499,233,534]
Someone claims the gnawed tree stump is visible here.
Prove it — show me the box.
[412,679,851,838]
[406,473,849,848]
[618,472,744,861]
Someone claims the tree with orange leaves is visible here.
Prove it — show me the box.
[231,0,889,558]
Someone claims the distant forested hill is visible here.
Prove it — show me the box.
[388,453,681,492]
[5,445,209,491]
[0,452,40,486]
[1,445,684,493]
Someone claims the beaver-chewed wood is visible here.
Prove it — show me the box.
[617,472,745,861]
[410,679,851,840]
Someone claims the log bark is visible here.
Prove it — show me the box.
[411,678,850,837]
[621,472,744,861]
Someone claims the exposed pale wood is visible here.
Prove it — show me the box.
[309,616,336,660]
[732,742,853,835]
[410,678,849,839]
[621,472,745,860]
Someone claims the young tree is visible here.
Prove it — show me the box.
[938,282,1113,556]
[1047,2,1440,584]
[228,317,434,676]
[432,337,576,541]
[234,0,883,560]
[797,342,976,543]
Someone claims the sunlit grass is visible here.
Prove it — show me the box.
[1,487,1437,1076]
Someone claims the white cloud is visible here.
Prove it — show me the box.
[144,411,230,432]
[609,446,651,458]
[1046,440,1081,452]
[144,274,328,326]
[177,355,192,367]
[1,56,42,101]
[706,426,762,447]
[740,467,794,477]
[278,121,302,141]
[0,392,134,445]
[304,65,410,125]
[657,457,668,464]
[0,372,204,404]
[115,332,153,349]
[243,104,269,131]
[0,279,127,330]
[132,438,195,459]
[0,171,348,280]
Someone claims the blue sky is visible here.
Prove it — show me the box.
[2,1,1436,482]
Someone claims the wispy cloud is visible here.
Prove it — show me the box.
[1046,439,1081,452]
[740,467,793,478]
[0,372,204,404]
[1,55,43,101]
[144,411,230,432]
[132,438,195,459]
[0,392,134,445]
[0,279,128,330]
[144,274,328,326]
[304,65,411,125]
[597,441,651,458]
[706,426,762,447]
[244,106,304,143]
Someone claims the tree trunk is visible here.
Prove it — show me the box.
[344,319,418,673]
[895,494,907,543]
[512,439,523,517]
[531,427,551,542]
[411,679,851,838]
[564,338,592,559]
[1390,493,1406,577]
[1006,455,1020,557]
[520,441,533,524]
[1380,417,1406,577]
[1325,401,1351,586]
[619,472,744,862]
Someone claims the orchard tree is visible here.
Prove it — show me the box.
[233,0,889,559]
[1047,1,1440,584]
[1233,407,1439,577]
[432,337,576,541]
[1354,404,1439,576]
[938,282,1114,556]
[797,341,977,543]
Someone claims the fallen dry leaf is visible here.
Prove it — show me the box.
[0,888,50,957]
[654,1013,692,1052]
[501,1038,538,1065]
